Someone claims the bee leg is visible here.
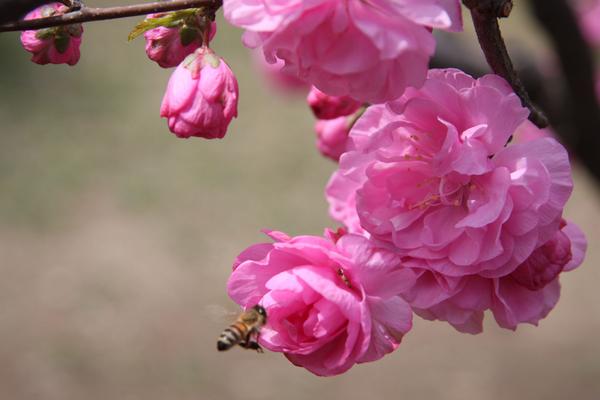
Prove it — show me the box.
[238,340,263,352]
[247,340,264,353]
[239,334,264,353]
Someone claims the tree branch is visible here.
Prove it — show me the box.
[462,0,549,128]
[529,0,600,183]
[0,0,222,32]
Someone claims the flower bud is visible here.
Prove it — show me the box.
[315,117,351,161]
[143,13,216,68]
[160,48,238,139]
[307,86,361,120]
[20,3,83,66]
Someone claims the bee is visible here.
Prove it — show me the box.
[217,304,267,353]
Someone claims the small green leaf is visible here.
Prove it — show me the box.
[180,26,200,46]
[127,9,205,42]
[54,35,70,54]
[35,27,57,40]
[127,14,180,42]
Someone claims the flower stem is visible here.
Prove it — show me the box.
[462,0,549,128]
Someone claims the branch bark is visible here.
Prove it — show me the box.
[462,0,549,128]
[0,0,222,32]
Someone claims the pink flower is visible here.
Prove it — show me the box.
[315,117,351,161]
[160,48,238,139]
[308,87,361,120]
[327,69,574,278]
[144,13,216,68]
[20,3,83,66]
[227,231,414,376]
[403,221,587,333]
[224,0,462,103]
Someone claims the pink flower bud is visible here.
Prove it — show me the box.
[315,117,351,161]
[160,48,239,139]
[20,3,83,66]
[144,13,216,68]
[307,87,361,120]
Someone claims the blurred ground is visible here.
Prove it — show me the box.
[0,2,599,400]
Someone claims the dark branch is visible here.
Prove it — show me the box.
[529,0,600,183]
[462,0,549,128]
[0,0,222,32]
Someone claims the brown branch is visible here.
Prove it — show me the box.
[0,0,222,32]
[462,0,549,128]
[529,0,600,183]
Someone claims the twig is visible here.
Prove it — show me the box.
[0,0,222,32]
[462,0,549,128]
[529,0,600,183]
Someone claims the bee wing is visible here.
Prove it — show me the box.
[204,304,240,323]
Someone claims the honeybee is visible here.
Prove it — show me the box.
[217,304,267,353]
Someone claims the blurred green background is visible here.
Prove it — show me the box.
[0,2,599,399]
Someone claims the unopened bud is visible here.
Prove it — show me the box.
[160,48,239,139]
[20,3,83,66]
[143,12,216,68]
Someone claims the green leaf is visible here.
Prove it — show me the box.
[179,26,200,46]
[127,14,179,42]
[127,9,204,42]
[35,27,58,40]
[54,35,70,54]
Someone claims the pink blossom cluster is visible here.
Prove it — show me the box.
[17,0,588,379]
[227,69,586,376]
[20,3,83,66]
[326,69,586,333]
[224,0,462,103]
[141,14,239,139]
[19,6,239,140]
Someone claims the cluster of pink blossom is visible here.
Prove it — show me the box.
[17,0,588,378]
[219,0,587,376]
[327,70,585,333]
[227,68,586,375]
[20,7,239,140]
[326,69,587,334]
[144,13,239,139]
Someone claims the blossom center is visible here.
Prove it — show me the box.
[409,175,474,210]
